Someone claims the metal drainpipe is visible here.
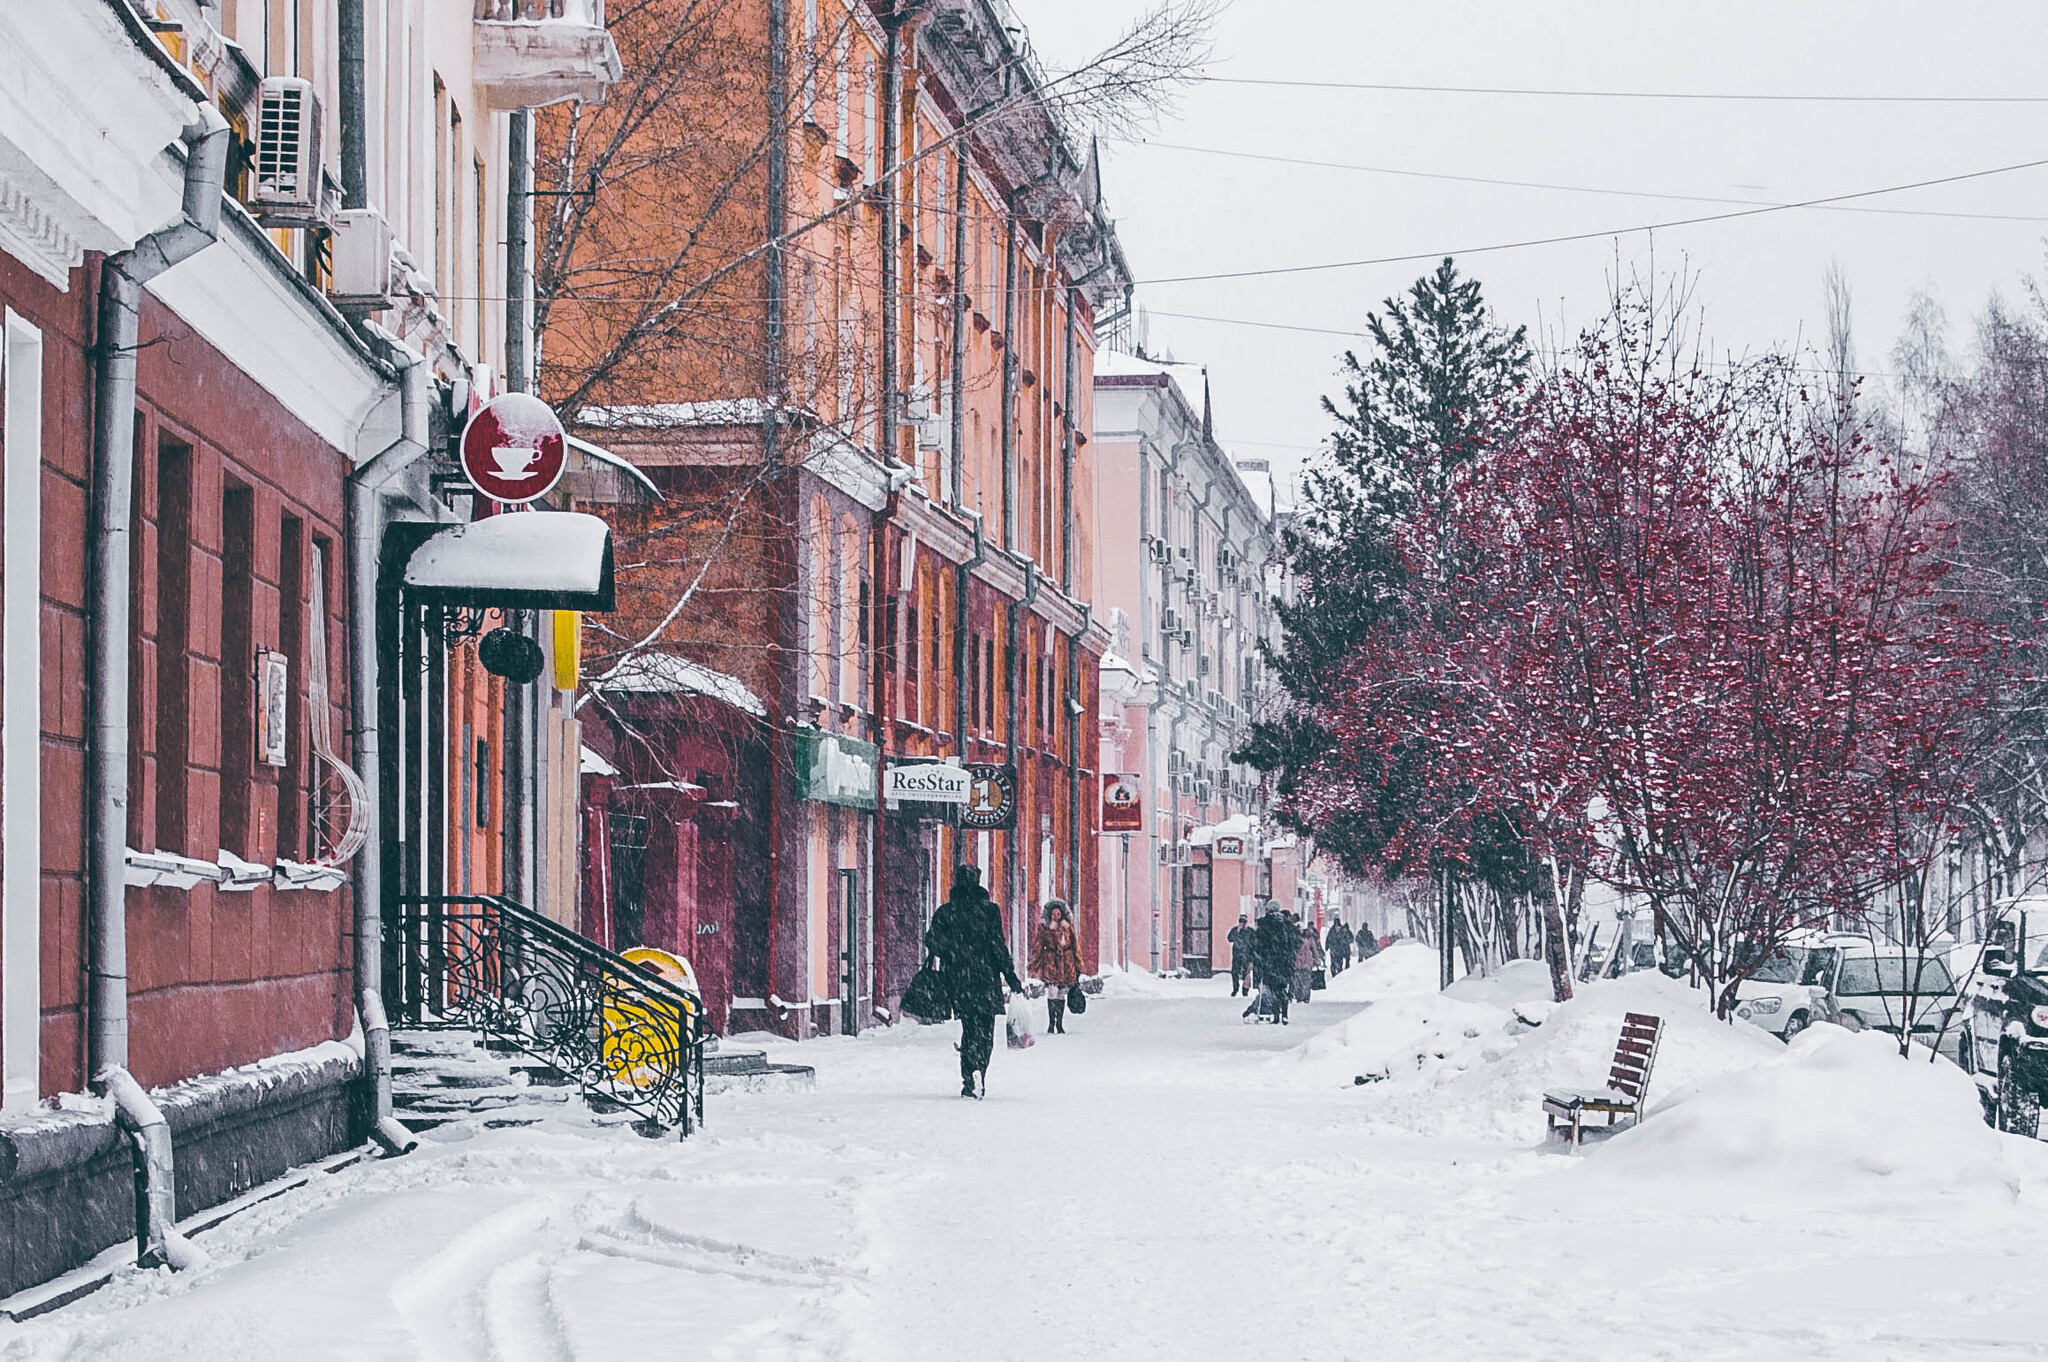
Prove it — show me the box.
[998,198,1019,553]
[85,101,228,1271]
[953,512,986,896]
[947,144,970,509]
[88,102,229,1078]
[348,333,429,1157]
[1005,562,1038,955]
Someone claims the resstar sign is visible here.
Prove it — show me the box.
[884,761,972,806]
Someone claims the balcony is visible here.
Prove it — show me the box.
[474,0,623,110]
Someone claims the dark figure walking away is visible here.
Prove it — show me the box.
[1031,900,1082,1034]
[1227,915,1257,996]
[1326,919,1354,976]
[926,865,1023,1098]
[1356,926,1381,962]
[1252,909,1300,1024]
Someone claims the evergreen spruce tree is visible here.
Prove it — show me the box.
[1239,258,1529,881]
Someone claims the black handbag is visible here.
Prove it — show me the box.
[902,961,953,1023]
[1066,983,1087,1015]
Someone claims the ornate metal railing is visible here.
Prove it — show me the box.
[391,895,704,1134]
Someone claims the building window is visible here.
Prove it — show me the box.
[219,484,256,854]
[476,739,492,827]
[278,516,306,859]
[153,435,193,855]
[862,57,877,183]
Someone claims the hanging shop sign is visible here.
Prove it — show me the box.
[459,391,568,504]
[1101,772,1143,832]
[797,727,879,809]
[960,763,1018,831]
[1212,834,1248,859]
[884,760,972,807]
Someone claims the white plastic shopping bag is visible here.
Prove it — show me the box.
[1005,991,1038,1049]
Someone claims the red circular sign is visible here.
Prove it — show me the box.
[459,392,567,504]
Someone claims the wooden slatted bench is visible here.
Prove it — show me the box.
[1542,1011,1664,1148]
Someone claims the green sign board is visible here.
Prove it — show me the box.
[796,727,879,809]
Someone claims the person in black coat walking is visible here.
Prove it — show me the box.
[1327,919,1354,976]
[925,865,1023,1098]
[1252,909,1300,1024]
[1226,915,1258,996]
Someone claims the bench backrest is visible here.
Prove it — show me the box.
[1607,1012,1664,1103]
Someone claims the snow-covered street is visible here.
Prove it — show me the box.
[11,947,2048,1361]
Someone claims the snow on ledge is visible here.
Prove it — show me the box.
[595,651,768,718]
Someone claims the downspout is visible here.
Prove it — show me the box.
[1060,284,1078,594]
[86,101,228,1271]
[878,6,902,472]
[1004,562,1038,954]
[999,197,1019,552]
[947,143,970,509]
[953,514,985,765]
[349,335,429,1157]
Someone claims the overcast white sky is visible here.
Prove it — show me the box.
[1019,0,2048,499]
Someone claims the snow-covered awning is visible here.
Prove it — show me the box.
[403,511,615,611]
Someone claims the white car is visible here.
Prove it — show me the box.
[1831,943,1963,1062]
[1732,941,1843,1039]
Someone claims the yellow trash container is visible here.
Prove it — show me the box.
[601,946,702,1089]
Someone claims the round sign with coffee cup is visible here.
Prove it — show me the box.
[459,392,568,505]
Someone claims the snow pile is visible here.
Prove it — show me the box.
[1584,1026,2017,1206]
[1321,940,1439,1001]
[1444,959,1558,1025]
[1094,966,1181,999]
[1291,991,1516,1091]
[1291,967,1783,1144]
[1389,971,1783,1142]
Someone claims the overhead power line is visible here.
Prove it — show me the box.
[1134,155,2048,286]
[1198,76,2048,105]
[1116,140,2048,225]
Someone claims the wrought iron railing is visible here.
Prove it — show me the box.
[391,895,705,1134]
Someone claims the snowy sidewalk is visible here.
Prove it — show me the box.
[9,969,2048,1361]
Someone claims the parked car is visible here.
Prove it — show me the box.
[1731,939,1843,1040]
[1960,900,2048,1138]
[1831,942,1963,1062]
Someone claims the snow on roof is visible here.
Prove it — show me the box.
[1188,813,1258,847]
[404,512,610,597]
[594,651,768,718]
[580,744,618,777]
[1099,652,1137,676]
[1094,349,1174,380]
[578,400,771,429]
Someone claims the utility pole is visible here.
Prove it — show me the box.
[1439,869,1455,990]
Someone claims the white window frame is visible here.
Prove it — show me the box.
[2,309,42,1116]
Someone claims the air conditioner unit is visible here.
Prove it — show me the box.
[328,208,397,309]
[1218,549,1235,569]
[1157,840,1174,866]
[251,77,329,227]
[1177,546,1191,561]
[1175,629,1193,650]
[1161,608,1180,633]
[1176,841,1194,866]
[1182,568,1199,590]
[1195,780,1213,804]
[1168,750,1185,774]
[1197,655,1211,676]
[1147,540,1172,565]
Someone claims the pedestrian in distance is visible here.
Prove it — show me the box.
[1031,900,1082,1035]
[1292,918,1319,1004]
[1227,914,1257,997]
[925,864,1024,1098]
[1326,918,1354,977]
[1356,926,1382,963]
[1252,908,1299,1024]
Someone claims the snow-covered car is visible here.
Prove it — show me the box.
[1960,901,2048,1137]
[1831,944,1963,1062]
[1731,941,1842,1040]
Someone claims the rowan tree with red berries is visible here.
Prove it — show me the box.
[1298,287,1996,1017]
